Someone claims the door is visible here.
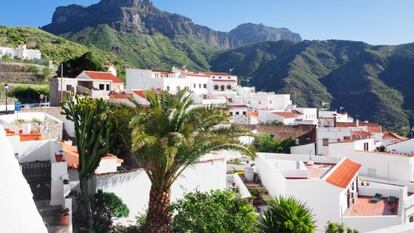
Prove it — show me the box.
[21,161,51,200]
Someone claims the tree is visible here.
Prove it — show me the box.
[257,196,315,233]
[57,51,105,78]
[254,134,295,153]
[61,94,113,229]
[92,190,129,232]
[325,222,359,233]
[130,89,254,233]
[170,190,257,233]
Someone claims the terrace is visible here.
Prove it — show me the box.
[344,182,403,216]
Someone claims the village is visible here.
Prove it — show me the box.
[2,53,414,233]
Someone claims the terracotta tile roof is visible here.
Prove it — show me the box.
[204,72,234,76]
[109,93,132,99]
[326,159,361,188]
[248,111,258,117]
[84,71,124,83]
[383,131,407,141]
[239,125,316,144]
[336,121,382,133]
[271,111,299,119]
[182,72,210,77]
[133,90,146,98]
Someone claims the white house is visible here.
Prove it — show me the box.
[50,71,125,105]
[255,153,407,232]
[0,44,41,60]
[258,110,299,125]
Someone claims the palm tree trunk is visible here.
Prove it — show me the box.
[145,185,172,233]
[80,177,93,229]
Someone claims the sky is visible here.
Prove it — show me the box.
[1,0,414,45]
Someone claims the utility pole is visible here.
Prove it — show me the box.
[60,63,63,102]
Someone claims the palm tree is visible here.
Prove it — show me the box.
[130,89,254,233]
[258,196,316,233]
[61,94,113,229]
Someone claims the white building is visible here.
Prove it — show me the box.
[319,110,354,123]
[49,71,125,106]
[255,153,408,232]
[126,68,237,97]
[0,44,41,60]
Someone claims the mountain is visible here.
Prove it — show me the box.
[42,0,301,70]
[0,26,123,67]
[229,23,302,46]
[211,40,414,134]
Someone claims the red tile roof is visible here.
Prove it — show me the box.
[383,131,407,141]
[204,72,234,76]
[336,122,382,133]
[109,93,132,99]
[271,112,299,119]
[133,90,146,98]
[326,159,361,188]
[182,72,210,77]
[84,71,124,83]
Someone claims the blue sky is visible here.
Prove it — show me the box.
[1,0,413,45]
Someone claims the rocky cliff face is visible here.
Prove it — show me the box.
[42,0,300,49]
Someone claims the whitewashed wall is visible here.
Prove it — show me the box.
[291,143,316,155]
[94,158,226,224]
[387,139,414,154]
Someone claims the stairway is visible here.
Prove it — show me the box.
[35,201,71,233]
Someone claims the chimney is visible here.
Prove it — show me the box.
[356,119,360,127]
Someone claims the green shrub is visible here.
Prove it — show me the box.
[171,190,257,233]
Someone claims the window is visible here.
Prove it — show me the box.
[322,138,329,146]
[228,77,231,79]
[229,112,233,116]
[243,111,247,115]
[344,136,351,141]
[269,100,272,104]
[199,84,202,88]
[221,85,225,91]
[258,101,261,105]
[99,84,105,90]
[166,86,170,91]
[214,85,219,90]
[219,76,222,79]
[203,84,207,88]
[248,101,251,104]
[410,216,414,223]
[227,85,232,90]
[106,84,110,91]
[193,84,196,88]
[235,112,240,115]
[364,142,369,151]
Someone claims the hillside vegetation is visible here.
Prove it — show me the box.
[0,26,124,67]
[211,40,414,134]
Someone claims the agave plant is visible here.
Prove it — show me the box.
[130,89,254,233]
[258,196,316,233]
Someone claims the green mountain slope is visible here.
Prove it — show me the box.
[0,26,124,67]
[61,24,216,70]
[211,40,414,134]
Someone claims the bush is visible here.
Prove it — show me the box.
[170,190,257,233]
[254,134,295,153]
[9,86,49,103]
[92,190,129,232]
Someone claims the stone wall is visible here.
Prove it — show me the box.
[40,114,63,141]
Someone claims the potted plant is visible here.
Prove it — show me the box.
[59,208,70,226]
[55,151,64,162]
